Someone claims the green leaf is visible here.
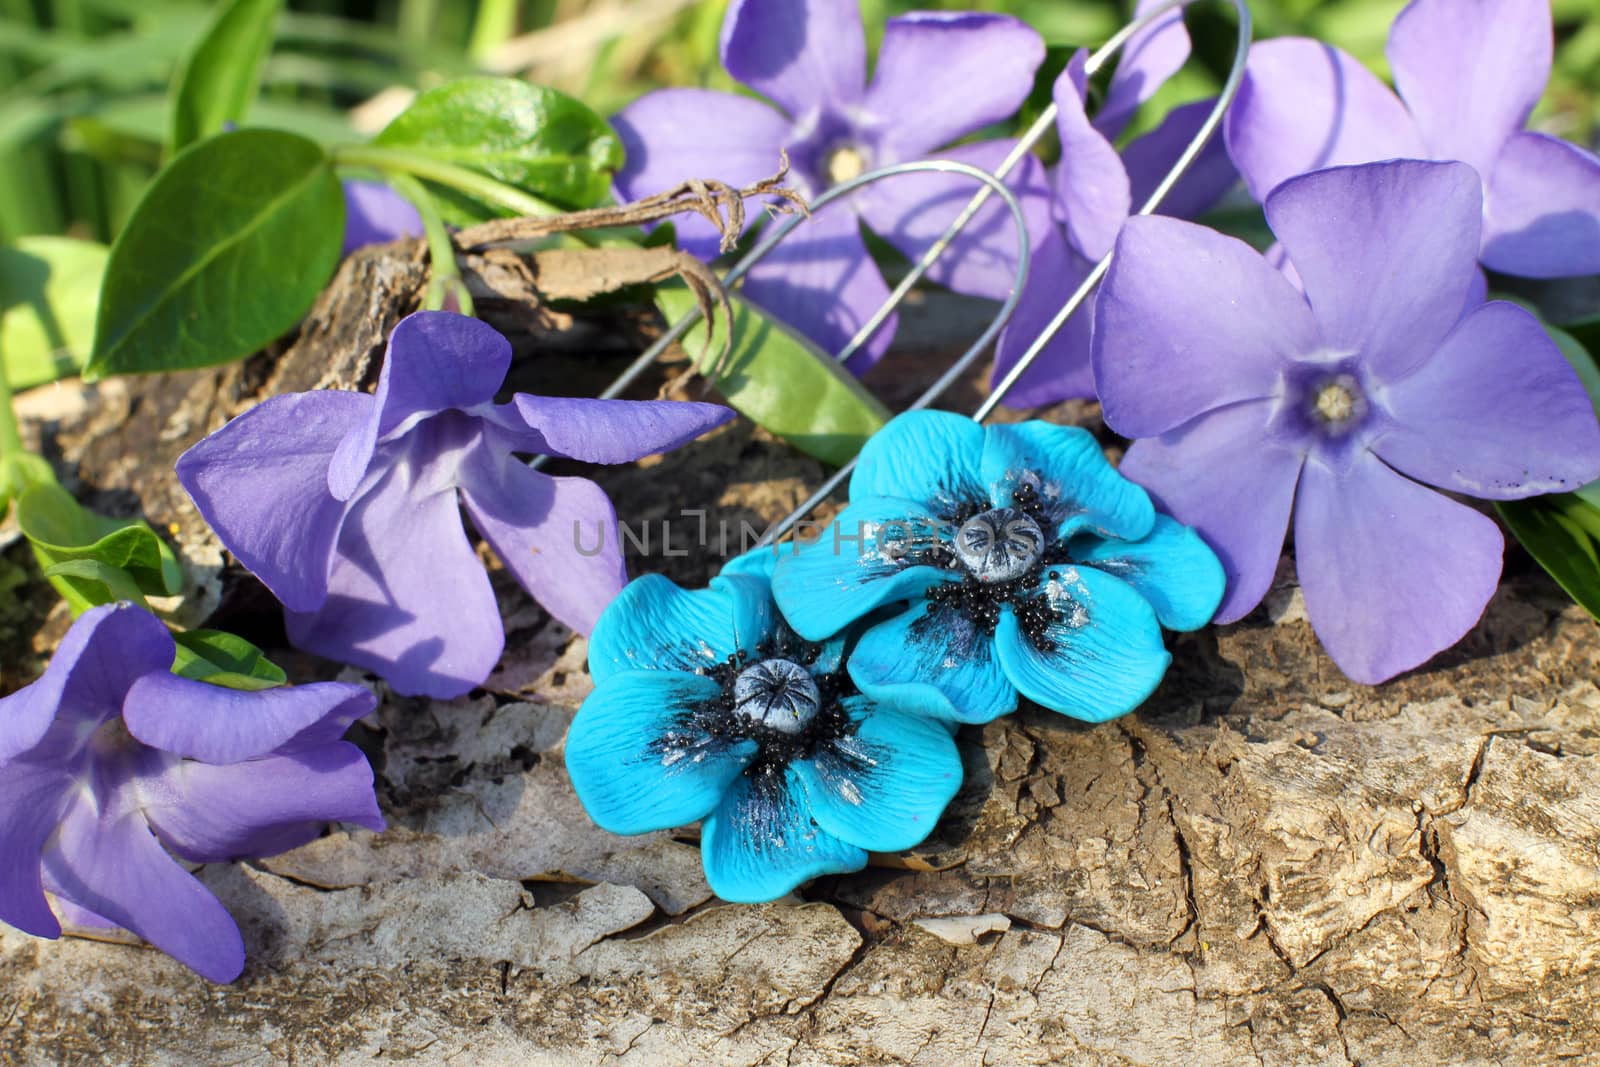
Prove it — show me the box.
[87,128,343,377]
[1499,493,1600,620]
[15,482,183,612]
[42,559,150,609]
[167,0,283,154]
[172,628,286,689]
[656,285,890,467]
[372,77,622,216]
[0,236,109,389]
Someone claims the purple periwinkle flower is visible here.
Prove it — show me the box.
[1226,0,1600,278]
[613,0,1048,372]
[341,180,425,257]
[992,0,1239,407]
[0,602,383,983]
[1092,160,1600,684]
[177,311,734,699]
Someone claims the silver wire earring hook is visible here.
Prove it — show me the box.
[759,0,1255,544]
[579,159,1031,406]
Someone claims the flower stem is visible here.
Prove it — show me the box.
[332,145,560,219]
[0,344,55,506]
[384,171,475,317]
[467,0,518,62]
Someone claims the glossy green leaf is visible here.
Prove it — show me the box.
[657,285,890,467]
[88,129,343,377]
[167,0,283,153]
[372,77,623,216]
[16,482,183,613]
[172,628,286,689]
[42,559,150,610]
[0,236,109,389]
[1498,493,1600,621]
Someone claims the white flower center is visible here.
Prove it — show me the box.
[732,659,820,734]
[1310,374,1368,433]
[955,508,1045,584]
[823,145,867,185]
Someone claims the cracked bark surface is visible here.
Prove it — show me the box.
[5,242,1600,1065]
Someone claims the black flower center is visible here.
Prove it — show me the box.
[732,659,820,734]
[954,507,1044,583]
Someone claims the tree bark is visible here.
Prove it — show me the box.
[4,241,1600,1066]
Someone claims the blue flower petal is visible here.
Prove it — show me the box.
[1071,514,1226,632]
[794,697,963,853]
[770,496,951,641]
[981,421,1155,542]
[566,670,757,836]
[720,545,782,582]
[848,600,1017,724]
[993,565,1171,722]
[849,410,988,516]
[588,573,775,686]
[701,765,867,903]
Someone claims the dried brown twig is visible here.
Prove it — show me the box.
[440,155,805,385]
[454,154,807,252]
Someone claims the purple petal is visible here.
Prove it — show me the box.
[0,602,171,760]
[720,0,865,118]
[1388,0,1551,179]
[42,803,245,983]
[1123,97,1238,221]
[459,454,626,636]
[498,395,733,464]
[1372,301,1600,498]
[178,392,366,612]
[1095,0,1191,141]
[1094,215,1315,438]
[0,760,73,938]
[123,675,375,765]
[611,89,793,260]
[863,13,1044,159]
[990,225,1099,408]
[328,311,511,501]
[1266,160,1482,380]
[739,207,894,374]
[340,180,423,256]
[1053,53,1130,261]
[287,422,502,700]
[1483,131,1600,278]
[1224,38,1425,202]
[855,140,1051,302]
[143,745,384,864]
[1294,452,1503,684]
[1119,402,1305,624]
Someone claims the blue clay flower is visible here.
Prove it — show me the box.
[565,551,963,903]
[770,411,1224,723]
[0,602,384,983]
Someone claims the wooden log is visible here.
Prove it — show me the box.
[4,240,1599,1066]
